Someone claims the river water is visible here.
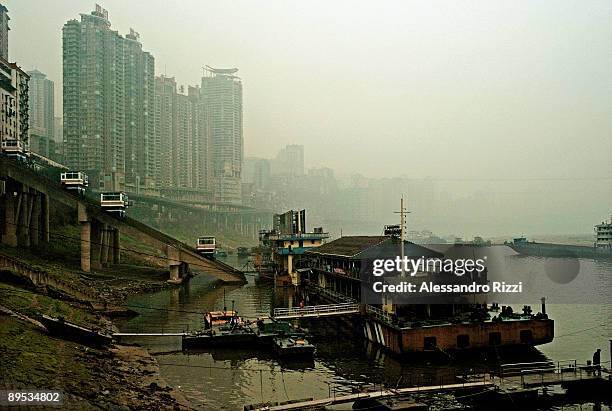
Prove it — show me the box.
[119,254,611,410]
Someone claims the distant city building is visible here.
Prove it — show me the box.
[175,86,195,188]
[52,116,63,163]
[595,215,612,249]
[27,69,54,157]
[154,75,176,188]
[201,66,243,204]
[124,29,155,190]
[243,157,271,191]
[272,144,304,178]
[0,5,28,150]
[62,5,155,191]
[154,78,211,191]
[0,3,8,60]
[242,157,274,209]
[0,57,29,147]
[154,77,204,190]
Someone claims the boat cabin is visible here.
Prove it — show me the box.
[204,310,240,329]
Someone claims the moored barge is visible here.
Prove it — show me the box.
[182,310,256,349]
[304,234,555,355]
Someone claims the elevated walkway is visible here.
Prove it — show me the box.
[272,303,359,320]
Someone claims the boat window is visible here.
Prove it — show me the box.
[457,334,470,348]
[424,336,437,350]
[489,332,502,346]
[520,329,533,343]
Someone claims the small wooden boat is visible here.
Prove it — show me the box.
[39,314,112,346]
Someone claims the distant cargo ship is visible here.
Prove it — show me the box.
[509,215,612,259]
[509,239,612,259]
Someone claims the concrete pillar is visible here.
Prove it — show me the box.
[41,193,49,242]
[113,228,121,264]
[80,221,91,272]
[100,225,109,266]
[16,190,27,246]
[90,222,102,270]
[107,230,114,266]
[26,189,35,242]
[3,192,18,246]
[30,194,40,246]
[167,245,181,283]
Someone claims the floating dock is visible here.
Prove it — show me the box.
[245,361,612,410]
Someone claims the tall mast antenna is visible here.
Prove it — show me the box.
[394,197,411,277]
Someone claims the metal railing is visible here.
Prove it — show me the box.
[273,303,359,319]
[365,305,394,324]
[500,360,556,378]
[499,359,611,388]
[316,286,357,303]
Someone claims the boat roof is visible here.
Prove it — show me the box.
[307,236,442,259]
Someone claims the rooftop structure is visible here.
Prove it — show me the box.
[259,210,329,285]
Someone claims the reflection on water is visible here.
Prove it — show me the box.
[119,255,611,410]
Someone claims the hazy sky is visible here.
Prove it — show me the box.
[7,0,612,181]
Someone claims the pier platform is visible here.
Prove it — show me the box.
[245,360,612,410]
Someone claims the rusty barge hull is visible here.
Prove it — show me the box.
[363,318,554,354]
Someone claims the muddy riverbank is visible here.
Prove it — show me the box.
[0,241,196,410]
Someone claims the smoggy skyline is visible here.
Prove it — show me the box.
[7,0,611,180]
[6,1,612,238]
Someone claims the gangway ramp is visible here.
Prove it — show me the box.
[250,380,494,410]
[113,332,188,338]
[273,303,359,320]
[498,359,609,390]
